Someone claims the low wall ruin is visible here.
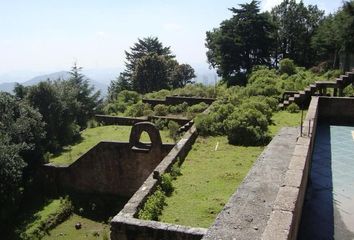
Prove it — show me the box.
[41,122,174,197]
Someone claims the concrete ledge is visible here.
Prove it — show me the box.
[261,210,293,240]
[262,96,319,240]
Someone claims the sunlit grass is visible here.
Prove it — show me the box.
[159,110,304,227]
[49,125,173,166]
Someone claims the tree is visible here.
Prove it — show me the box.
[170,64,196,88]
[108,37,196,96]
[66,63,102,129]
[132,53,170,93]
[312,1,354,70]
[205,0,275,85]
[0,92,45,225]
[271,0,324,67]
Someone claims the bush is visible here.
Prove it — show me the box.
[117,90,141,104]
[279,58,296,75]
[144,89,171,99]
[153,104,169,116]
[125,102,150,117]
[225,108,271,146]
[287,103,300,113]
[168,121,180,141]
[169,102,188,114]
[153,118,169,130]
[187,102,208,114]
[160,174,174,195]
[137,188,166,220]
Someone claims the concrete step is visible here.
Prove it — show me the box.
[278,103,284,109]
[283,100,290,106]
[289,97,295,102]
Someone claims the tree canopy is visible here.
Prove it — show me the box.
[205,0,275,85]
[108,37,195,98]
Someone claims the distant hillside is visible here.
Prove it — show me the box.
[0,71,109,96]
[0,82,16,93]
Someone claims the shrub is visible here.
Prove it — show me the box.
[125,102,150,117]
[117,90,141,104]
[168,121,180,141]
[153,104,169,116]
[144,89,171,99]
[168,102,188,114]
[153,118,169,130]
[160,174,174,195]
[137,188,166,220]
[279,58,296,75]
[287,103,300,113]
[225,108,271,146]
[187,102,208,114]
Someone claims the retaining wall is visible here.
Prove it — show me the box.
[110,125,207,240]
[262,97,319,240]
[143,96,215,107]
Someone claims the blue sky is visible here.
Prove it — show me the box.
[0,0,344,78]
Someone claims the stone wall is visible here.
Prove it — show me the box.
[318,97,354,124]
[95,115,148,126]
[143,96,215,107]
[110,125,207,240]
[41,122,174,197]
[262,97,319,240]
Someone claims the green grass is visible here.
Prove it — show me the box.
[269,110,305,136]
[42,214,109,240]
[159,110,304,228]
[23,199,62,237]
[50,125,174,165]
[159,136,264,227]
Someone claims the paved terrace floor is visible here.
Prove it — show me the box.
[203,127,298,240]
[298,124,354,239]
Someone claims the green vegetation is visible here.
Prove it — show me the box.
[107,36,195,96]
[20,197,73,240]
[42,214,109,240]
[49,125,174,165]
[159,110,303,227]
[159,136,263,227]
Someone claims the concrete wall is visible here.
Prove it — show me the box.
[262,97,319,240]
[110,125,207,240]
[318,97,354,124]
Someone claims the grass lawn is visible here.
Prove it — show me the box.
[50,125,174,165]
[269,110,305,136]
[22,199,62,237]
[159,110,304,228]
[159,136,263,227]
[42,214,109,240]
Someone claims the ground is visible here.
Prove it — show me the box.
[42,214,109,240]
[159,110,303,227]
[18,111,303,238]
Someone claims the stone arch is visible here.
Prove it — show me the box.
[129,122,162,152]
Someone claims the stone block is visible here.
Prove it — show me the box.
[288,155,306,171]
[261,210,293,240]
[273,186,299,212]
[284,169,303,188]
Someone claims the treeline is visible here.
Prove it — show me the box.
[0,64,101,229]
[206,0,354,86]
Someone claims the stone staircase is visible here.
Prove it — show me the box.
[279,69,354,109]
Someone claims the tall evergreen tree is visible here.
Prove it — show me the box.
[205,1,275,85]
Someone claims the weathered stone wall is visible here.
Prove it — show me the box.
[318,97,354,124]
[41,122,174,197]
[142,96,215,107]
[262,97,319,240]
[110,125,208,240]
[95,115,148,126]
[95,115,190,127]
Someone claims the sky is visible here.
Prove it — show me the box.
[0,0,344,81]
